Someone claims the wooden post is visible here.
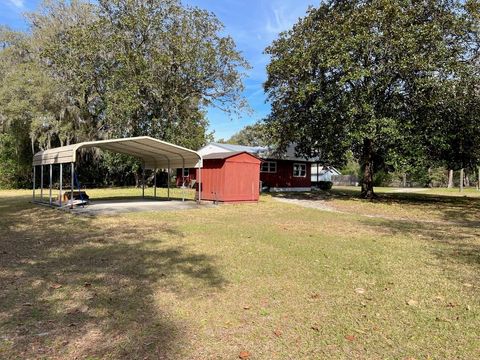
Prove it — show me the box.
[460,168,464,192]
[478,166,480,191]
[447,169,453,188]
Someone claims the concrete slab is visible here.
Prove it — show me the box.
[70,199,208,215]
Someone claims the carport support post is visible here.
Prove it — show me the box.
[167,159,170,200]
[59,163,63,207]
[49,164,52,206]
[70,163,74,209]
[154,168,157,199]
[198,166,202,203]
[182,159,185,202]
[142,165,145,199]
[40,165,43,201]
[32,166,36,202]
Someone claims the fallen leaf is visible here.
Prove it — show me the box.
[22,303,33,306]
[84,282,92,288]
[273,329,282,337]
[345,335,356,341]
[68,323,76,327]
[311,325,320,332]
[310,293,321,299]
[355,288,365,294]
[406,299,418,306]
[435,317,452,323]
[239,350,250,359]
[243,305,250,310]
[50,283,62,289]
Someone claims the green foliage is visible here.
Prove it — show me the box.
[264,0,480,197]
[317,181,333,191]
[0,0,249,188]
[373,170,393,187]
[339,151,361,177]
[221,121,270,146]
[0,134,30,188]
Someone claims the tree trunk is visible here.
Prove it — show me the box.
[465,172,470,187]
[402,173,407,188]
[360,138,375,199]
[460,168,464,192]
[447,169,453,188]
[134,173,139,188]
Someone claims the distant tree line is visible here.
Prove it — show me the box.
[0,0,248,188]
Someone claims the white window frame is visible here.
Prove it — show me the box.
[293,163,307,177]
[261,161,277,173]
[183,168,189,177]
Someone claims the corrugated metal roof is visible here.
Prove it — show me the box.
[33,136,202,169]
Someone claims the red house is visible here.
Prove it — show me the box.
[196,143,314,192]
[177,151,261,202]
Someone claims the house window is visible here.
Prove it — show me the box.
[293,163,306,177]
[261,161,277,173]
[183,168,189,177]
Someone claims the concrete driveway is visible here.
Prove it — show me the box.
[70,199,209,215]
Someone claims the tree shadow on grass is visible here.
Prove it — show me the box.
[0,195,225,359]
[357,216,480,284]
[269,188,480,228]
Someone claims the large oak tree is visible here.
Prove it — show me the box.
[264,0,479,198]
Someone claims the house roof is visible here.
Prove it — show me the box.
[202,142,318,162]
[32,136,202,170]
[202,151,259,160]
[209,143,267,154]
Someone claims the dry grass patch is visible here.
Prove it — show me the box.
[1,189,479,359]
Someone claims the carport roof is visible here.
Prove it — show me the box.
[32,136,202,169]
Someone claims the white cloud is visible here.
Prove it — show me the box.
[265,6,291,34]
[6,0,24,8]
[263,1,313,37]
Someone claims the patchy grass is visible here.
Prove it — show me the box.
[1,188,479,359]
[274,186,480,225]
[34,186,196,202]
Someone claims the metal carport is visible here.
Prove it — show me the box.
[32,136,203,207]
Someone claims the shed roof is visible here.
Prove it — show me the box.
[209,143,267,154]
[33,136,202,169]
[202,151,260,160]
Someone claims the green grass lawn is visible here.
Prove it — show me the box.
[1,188,479,359]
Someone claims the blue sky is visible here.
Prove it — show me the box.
[0,0,316,139]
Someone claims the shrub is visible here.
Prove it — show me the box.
[318,181,333,190]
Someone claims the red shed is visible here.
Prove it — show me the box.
[197,151,261,202]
